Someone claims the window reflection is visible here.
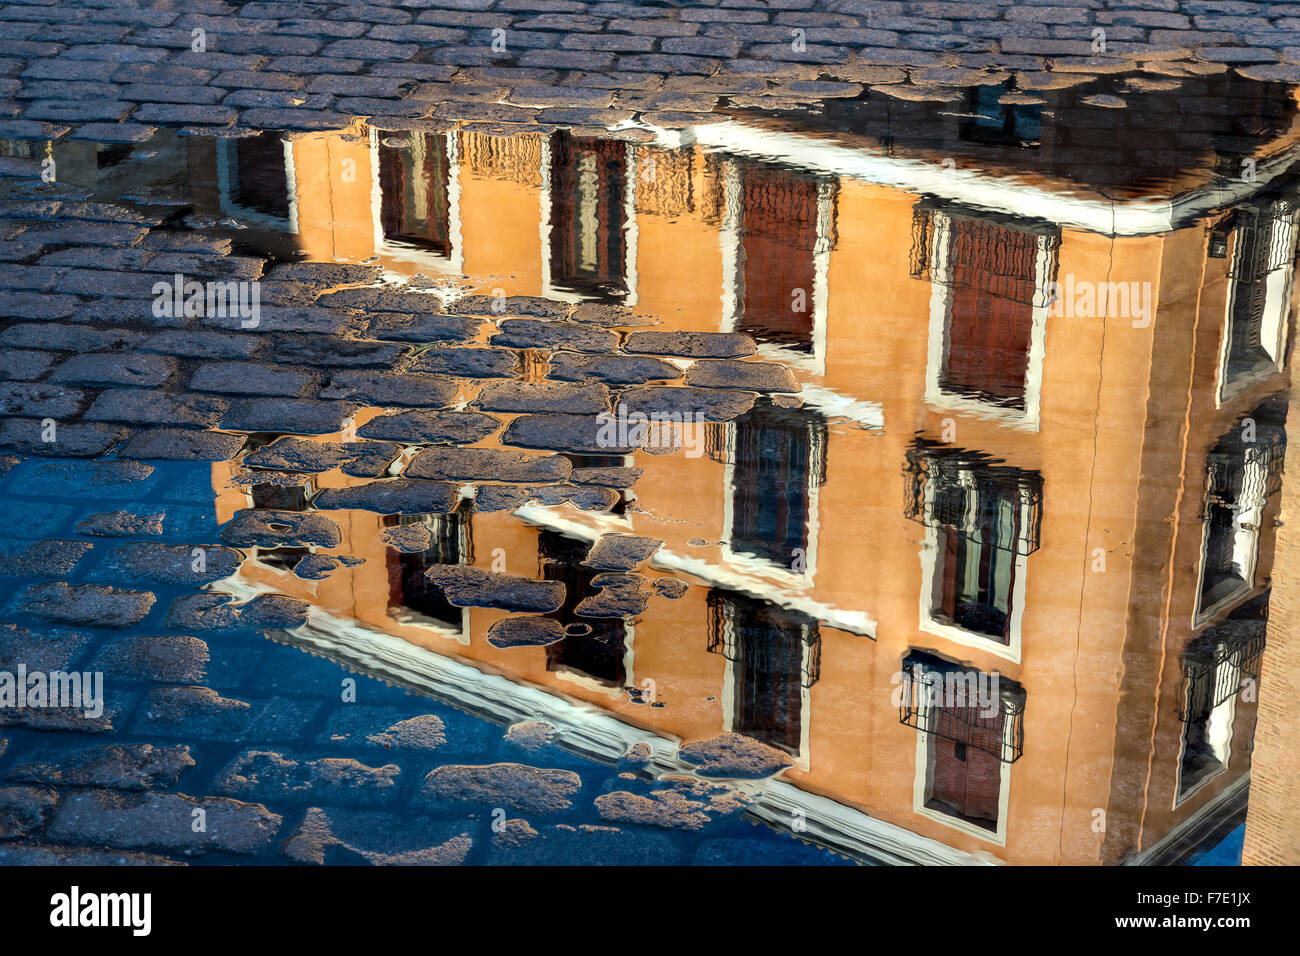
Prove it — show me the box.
[1221,196,1297,396]
[539,530,628,686]
[735,163,826,353]
[386,503,472,632]
[726,402,828,571]
[548,132,629,300]
[1197,399,1286,618]
[912,203,1059,412]
[378,131,452,256]
[708,589,820,754]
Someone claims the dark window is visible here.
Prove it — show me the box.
[250,484,308,511]
[905,443,1044,643]
[942,216,1040,407]
[378,131,452,255]
[1200,494,1245,609]
[564,453,630,517]
[932,495,1021,644]
[230,132,290,220]
[97,143,134,170]
[708,591,820,754]
[1178,636,1235,797]
[1198,402,1286,612]
[548,133,628,300]
[1177,605,1267,797]
[911,205,1059,410]
[540,531,627,686]
[729,402,828,570]
[959,83,1042,147]
[247,483,310,571]
[386,505,471,631]
[1223,198,1296,386]
[737,163,824,352]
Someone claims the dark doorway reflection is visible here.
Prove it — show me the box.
[540,530,628,686]
[221,131,290,222]
[900,650,1025,833]
[548,132,629,300]
[386,504,472,631]
[708,589,820,754]
[379,130,452,256]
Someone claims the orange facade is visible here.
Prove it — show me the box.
[190,121,1292,864]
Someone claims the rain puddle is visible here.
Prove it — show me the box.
[0,69,1292,865]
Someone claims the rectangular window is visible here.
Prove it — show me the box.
[729,403,828,571]
[1197,403,1286,619]
[942,217,1040,407]
[378,131,452,256]
[959,82,1043,146]
[1178,651,1239,799]
[737,164,821,353]
[933,497,1020,644]
[708,590,820,755]
[548,133,628,300]
[907,446,1041,648]
[927,732,1004,831]
[1177,609,1266,800]
[387,505,471,632]
[1221,198,1297,397]
[913,204,1058,420]
[901,651,1024,836]
[231,132,291,221]
[540,530,627,686]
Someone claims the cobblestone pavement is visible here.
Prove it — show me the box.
[0,0,1297,138]
[0,1,1293,867]
[0,128,857,862]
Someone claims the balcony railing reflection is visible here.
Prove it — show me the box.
[899,650,1025,764]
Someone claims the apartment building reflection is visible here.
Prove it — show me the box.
[59,70,1300,864]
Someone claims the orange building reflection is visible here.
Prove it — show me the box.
[88,83,1299,864]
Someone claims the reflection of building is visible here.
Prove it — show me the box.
[377,130,453,259]
[546,133,634,303]
[85,78,1299,863]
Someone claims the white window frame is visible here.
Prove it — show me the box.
[550,621,637,702]
[367,126,464,276]
[917,466,1029,664]
[718,415,822,589]
[1173,656,1237,808]
[539,136,639,306]
[908,657,1012,846]
[384,511,473,646]
[923,210,1051,430]
[216,135,298,234]
[1193,454,1266,627]
[718,158,832,377]
[1215,205,1298,405]
[715,600,813,772]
